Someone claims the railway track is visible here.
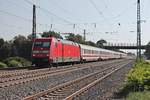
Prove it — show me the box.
[0,66,33,71]
[0,59,125,88]
[0,66,33,77]
[23,60,133,100]
[0,62,92,78]
[0,59,123,78]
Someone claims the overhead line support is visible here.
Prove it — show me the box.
[32,4,36,40]
[137,0,141,61]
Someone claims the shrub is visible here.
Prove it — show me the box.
[7,60,22,67]
[127,60,150,91]
[3,57,31,67]
[0,62,7,68]
[114,60,150,99]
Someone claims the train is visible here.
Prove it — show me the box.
[32,37,127,66]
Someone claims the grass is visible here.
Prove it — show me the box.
[126,91,150,100]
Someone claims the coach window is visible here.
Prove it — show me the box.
[82,49,84,54]
[83,49,85,54]
[86,49,88,54]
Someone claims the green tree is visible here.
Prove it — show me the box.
[0,38,4,47]
[85,41,96,47]
[27,34,33,41]
[0,35,32,61]
[13,35,32,60]
[65,33,76,42]
[65,33,85,44]
[0,42,12,60]
[42,31,63,39]
[66,33,97,46]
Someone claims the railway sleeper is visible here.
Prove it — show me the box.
[46,93,67,97]
[41,96,65,100]
[52,91,74,96]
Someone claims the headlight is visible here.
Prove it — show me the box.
[33,50,40,53]
[42,50,49,53]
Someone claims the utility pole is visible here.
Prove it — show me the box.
[50,24,53,31]
[137,0,141,60]
[83,29,86,41]
[32,5,36,40]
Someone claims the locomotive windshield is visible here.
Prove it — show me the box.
[34,41,50,48]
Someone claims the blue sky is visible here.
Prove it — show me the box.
[0,0,150,46]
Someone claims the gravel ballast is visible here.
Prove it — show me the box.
[74,61,134,100]
[0,60,124,100]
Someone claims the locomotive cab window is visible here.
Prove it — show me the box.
[43,42,50,48]
[34,42,50,48]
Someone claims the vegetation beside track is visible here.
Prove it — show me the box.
[0,62,7,68]
[0,57,31,68]
[126,91,150,100]
[115,60,150,100]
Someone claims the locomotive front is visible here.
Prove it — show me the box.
[32,38,51,66]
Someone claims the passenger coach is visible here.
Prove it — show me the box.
[79,44,125,61]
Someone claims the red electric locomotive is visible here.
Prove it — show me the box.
[32,37,80,66]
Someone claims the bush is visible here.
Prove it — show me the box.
[7,60,22,67]
[127,60,150,91]
[114,60,150,99]
[0,62,7,68]
[3,57,31,67]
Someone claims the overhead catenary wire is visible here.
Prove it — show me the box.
[23,0,85,32]
[0,23,23,29]
[20,0,116,33]
[0,1,118,37]
[5,0,32,13]
[1,0,102,29]
[46,0,84,23]
[88,0,108,23]
[109,1,137,27]
[0,9,32,22]
[23,0,35,5]
[46,0,73,17]
[23,0,74,24]
[23,0,73,23]
[4,0,138,37]
[88,0,137,27]
[0,9,58,32]
[38,7,72,24]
